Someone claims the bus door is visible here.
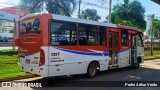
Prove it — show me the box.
[108,31,119,66]
[131,34,137,65]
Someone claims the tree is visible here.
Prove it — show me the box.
[19,0,77,16]
[80,9,101,21]
[108,0,146,31]
[148,18,160,39]
[148,17,160,49]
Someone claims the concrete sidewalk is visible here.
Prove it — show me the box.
[0,47,18,50]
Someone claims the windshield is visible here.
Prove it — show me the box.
[20,18,41,35]
[138,33,144,47]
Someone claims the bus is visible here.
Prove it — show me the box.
[16,13,144,78]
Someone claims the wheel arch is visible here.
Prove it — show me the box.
[87,60,100,71]
[137,56,142,63]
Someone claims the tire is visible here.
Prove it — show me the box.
[132,62,140,68]
[134,62,140,68]
[86,64,98,78]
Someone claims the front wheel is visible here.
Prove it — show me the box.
[86,64,98,78]
[132,62,140,68]
[135,62,140,68]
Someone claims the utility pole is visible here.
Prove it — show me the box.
[108,0,112,23]
[151,14,154,56]
[78,0,82,18]
[13,19,16,51]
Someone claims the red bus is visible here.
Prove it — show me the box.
[16,13,144,78]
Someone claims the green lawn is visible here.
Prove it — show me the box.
[144,50,160,60]
[145,55,160,60]
[0,50,26,79]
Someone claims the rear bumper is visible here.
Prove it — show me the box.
[18,62,48,77]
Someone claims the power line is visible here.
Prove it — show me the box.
[81,3,89,11]
[75,0,109,10]
[82,1,109,9]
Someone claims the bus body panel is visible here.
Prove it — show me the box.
[119,49,131,68]
[48,46,109,76]
[19,52,40,67]
[137,46,145,63]
[18,62,49,76]
[19,46,49,77]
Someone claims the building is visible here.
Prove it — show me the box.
[143,0,160,42]
[0,6,29,17]
[0,6,29,42]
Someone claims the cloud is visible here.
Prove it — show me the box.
[0,0,16,9]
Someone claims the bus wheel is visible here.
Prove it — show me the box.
[132,62,140,68]
[86,64,98,78]
[134,62,140,68]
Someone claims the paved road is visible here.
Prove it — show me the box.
[1,59,160,90]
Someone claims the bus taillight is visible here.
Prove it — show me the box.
[39,49,45,66]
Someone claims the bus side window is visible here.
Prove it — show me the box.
[78,25,98,46]
[50,20,77,46]
[79,37,87,45]
[121,30,129,46]
[78,25,87,45]
[99,27,106,46]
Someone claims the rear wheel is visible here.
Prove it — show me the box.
[134,62,140,68]
[132,62,140,68]
[86,64,98,78]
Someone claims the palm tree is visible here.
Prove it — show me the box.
[148,18,160,49]
[80,9,101,21]
[19,0,77,16]
[46,0,76,16]
[107,0,146,30]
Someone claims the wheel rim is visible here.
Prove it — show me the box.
[89,66,96,76]
[135,63,139,67]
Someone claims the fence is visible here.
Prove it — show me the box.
[0,42,12,47]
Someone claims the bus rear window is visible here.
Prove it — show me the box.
[20,19,41,35]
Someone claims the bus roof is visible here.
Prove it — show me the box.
[52,14,117,28]
[20,13,40,21]
[20,13,140,32]
[117,25,140,31]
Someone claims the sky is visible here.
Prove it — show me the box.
[0,0,160,21]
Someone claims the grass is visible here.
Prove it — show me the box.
[144,50,160,60]
[0,50,26,79]
[145,55,160,60]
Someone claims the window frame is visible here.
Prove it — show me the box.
[99,26,107,46]
[137,32,144,47]
[121,29,129,46]
[78,24,98,46]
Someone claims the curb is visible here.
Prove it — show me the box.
[0,74,38,82]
